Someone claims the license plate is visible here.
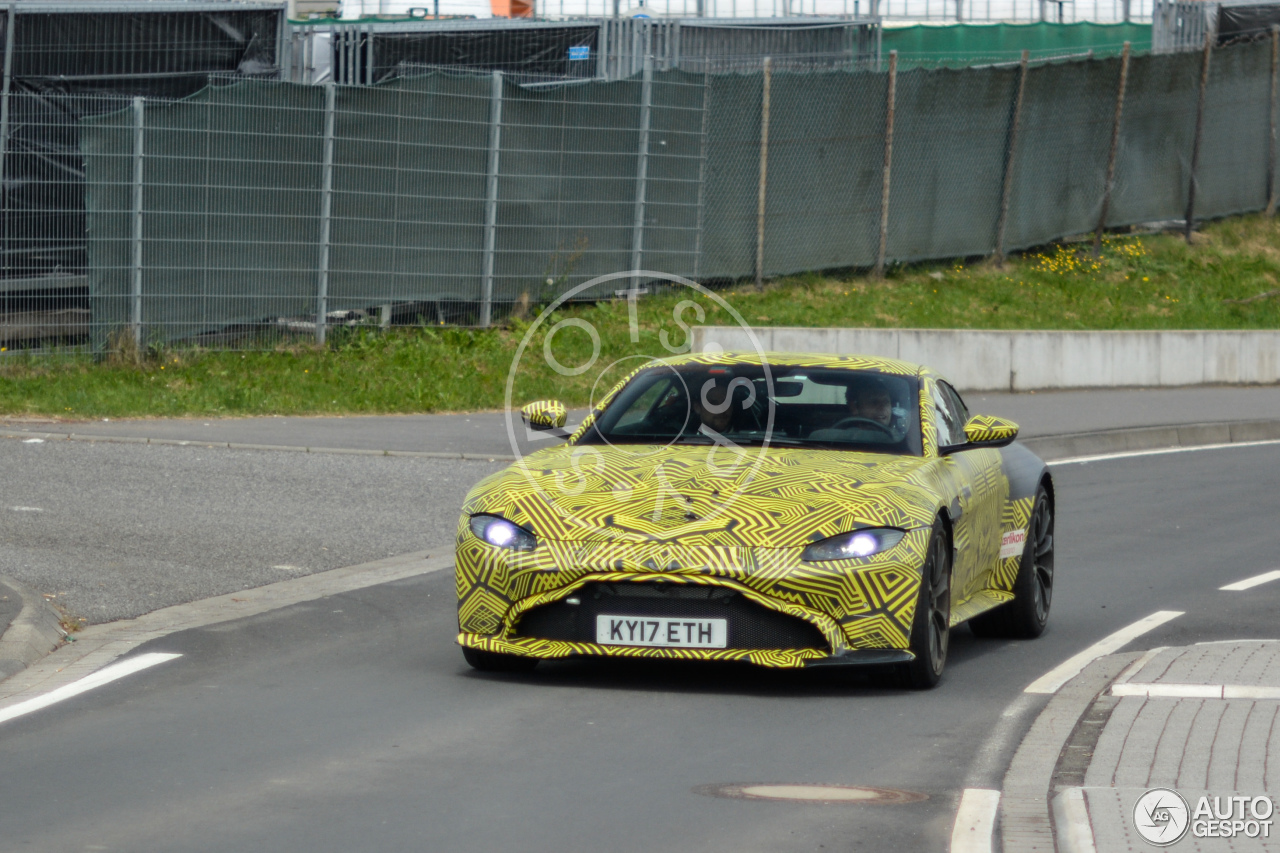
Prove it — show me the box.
[596,615,728,649]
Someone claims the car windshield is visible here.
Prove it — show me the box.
[576,364,923,456]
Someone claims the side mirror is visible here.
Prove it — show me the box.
[520,400,568,431]
[942,414,1019,454]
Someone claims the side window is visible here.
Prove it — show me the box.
[939,381,970,424]
[930,381,966,449]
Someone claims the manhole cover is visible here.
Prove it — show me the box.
[693,783,928,804]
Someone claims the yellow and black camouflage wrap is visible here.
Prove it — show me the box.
[963,414,1021,445]
[520,399,568,430]
[456,353,1049,668]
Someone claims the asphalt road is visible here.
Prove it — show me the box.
[1,443,1278,853]
[0,439,505,622]
[6,384,1280,457]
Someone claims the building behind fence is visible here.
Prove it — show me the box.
[0,0,286,348]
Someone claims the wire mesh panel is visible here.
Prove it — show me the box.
[1196,37,1271,219]
[697,72,764,278]
[887,65,1020,261]
[84,82,325,349]
[759,70,887,272]
[80,69,707,346]
[1003,57,1116,250]
[1106,50,1201,225]
[328,73,492,315]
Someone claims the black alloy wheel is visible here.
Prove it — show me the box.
[462,646,539,673]
[898,517,952,690]
[970,483,1054,639]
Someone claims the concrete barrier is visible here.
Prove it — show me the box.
[690,327,1280,392]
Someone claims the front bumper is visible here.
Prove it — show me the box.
[456,530,933,668]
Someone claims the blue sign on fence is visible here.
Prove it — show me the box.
[568,45,590,61]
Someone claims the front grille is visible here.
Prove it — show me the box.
[514,581,829,651]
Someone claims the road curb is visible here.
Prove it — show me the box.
[999,652,1137,853]
[0,576,67,683]
[1023,418,1280,462]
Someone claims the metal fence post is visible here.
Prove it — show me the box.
[1095,42,1131,257]
[316,81,336,345]
[480,70,503,328]
[1268,25,1278,216]
[994,50,1029,267]
[131,97,145,352]
[630,54,653,304]
[1185,29,1213,244]
[692,71,710,282]
[755,56,772,291]
[0,6,14,280]
[874,50,897,279]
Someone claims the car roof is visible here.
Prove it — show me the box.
[660,351,926,378]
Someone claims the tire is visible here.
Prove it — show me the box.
[462,646,539,673]
[970,484,1054,640]
[897,517,952,690]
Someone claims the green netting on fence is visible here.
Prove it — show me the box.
[882,21,1152,68]
[82,39,1279,346]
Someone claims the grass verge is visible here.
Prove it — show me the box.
[3,215,1280,419]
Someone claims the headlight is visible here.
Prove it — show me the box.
[801,528,905,561]
[469,514,537,551]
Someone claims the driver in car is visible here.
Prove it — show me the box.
[846,379,893,427]
[691,381,735,434]
[807,377,902,443]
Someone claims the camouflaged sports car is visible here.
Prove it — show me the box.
[455,353,1054,688]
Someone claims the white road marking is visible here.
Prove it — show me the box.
[1111,682,1280,699]
[1195,638,1280,645]
[0,652,181,726]
[950,788,1000,853]
[1051,438,1280,466]
[1219,569,1280,591]
[21,438,43,444]
[1024,611,1183,694]
[1052,788,1098,853]
[9,506,43,512]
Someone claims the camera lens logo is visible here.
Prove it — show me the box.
[1134,788,1191,846]
[502,270,772,539]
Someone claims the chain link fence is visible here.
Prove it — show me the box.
[80,68,707,348]
[6,34,1279,351]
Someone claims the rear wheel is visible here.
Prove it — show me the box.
[970,484,1054,639]
[897,518,952,690]
[462,646,539,673]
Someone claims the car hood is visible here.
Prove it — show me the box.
[461,443,943,549]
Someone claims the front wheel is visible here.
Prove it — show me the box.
[897,518,952,690]
[970,484,1054,639]
[462,646,539,673]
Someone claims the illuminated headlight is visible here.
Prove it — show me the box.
[801,528,906,562]
[469,515,537,551]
